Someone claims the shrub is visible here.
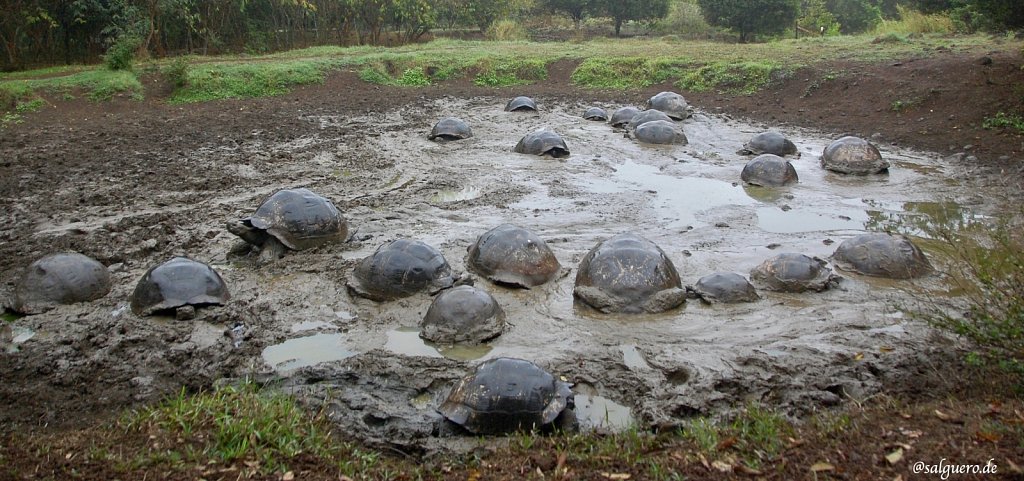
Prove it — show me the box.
[163,56,191,89]
[486,19,529,41]
[873,5,954,35]
[104,35,141,71]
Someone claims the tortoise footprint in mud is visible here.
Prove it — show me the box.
[346,238,463,301]
[574,232,686,314]
[227,188,348,263]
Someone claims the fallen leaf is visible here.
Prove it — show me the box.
[886,448,904,465]
[698,453,711,470]
[853,352,864,361]
[340,476,355,481]
[555,452,567,476]
[282,472,295,481]
[716,436,738,450]
[934,409,964,424]
[976,431,1002,442]
[735,464,763,476]
[879,346,894,353]
[810,462,835,472]
[711,460,733,473]
[600,473,631,480]
[1006,458,1023,474]
[899,428,922,438]
[899,412,912,419]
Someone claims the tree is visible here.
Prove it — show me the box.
[971,0,1024,29]
[544,0,595,31]
[698,0,799,41]
[824,0,881,33]
[465,0,514,32]
[595,0,670,36]
[798,0,838,35]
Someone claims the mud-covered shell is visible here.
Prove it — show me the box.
[505,96,538,112]
[420,285,506,344]
[738,132,798,156]
[583,107,608,121]
[466,224,561,288]
[514,130,570,158]
[609,106,641,127]
[632,119,688,145]
[348,239,455,301]
[821,136,889,174]
[750,253,838,293]
[832,233,932,279]
[690,272,760,304]
[438,357,573,435]
[574,233,686,313]
[130,257,230,316]
[244,188,348,250]
[628,109,673,131]
[741,154,799,187]
[645,91,691,120]
[13,253,112,314]
[428,117,473,141]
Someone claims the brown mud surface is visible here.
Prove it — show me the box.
[1,46,1023,476]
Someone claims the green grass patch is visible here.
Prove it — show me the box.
[571,57,688,89]
[679,404,795,468]
[473,57,549,87]
[170,60,334,103]
[1,312,22,322]
[982,111,1024,134]
[676,61,789,95]
[0,69,142,102]
[873,6,955,36]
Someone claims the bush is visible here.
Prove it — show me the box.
[486,19,529,41]
[873,5,954,35]
[104,35,141,71]
[163,56,191,89]
[654,0,717,37]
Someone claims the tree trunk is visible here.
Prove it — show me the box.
[614,17,623,36]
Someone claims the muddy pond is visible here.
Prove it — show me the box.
[0,95,1004,452]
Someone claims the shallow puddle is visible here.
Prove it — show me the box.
[261,333,357,372]
[384,327,495,361]
[573,383,636,431]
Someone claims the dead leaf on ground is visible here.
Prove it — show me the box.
[716,436,738,450]
[853,352,864,361]
[885,448,904,465]
[711,460,734,473]
[1006,458,1023,474]
[735,464,763,476]
[282,472,295,481]
[810,462,835,472]
[600,473,631,480]
[934,409,963,424]
[975,430,1002,442]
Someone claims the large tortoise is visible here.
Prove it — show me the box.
[130,256,230,319]
[466,224,561,288]
[420,285,506,344]
[645,91,691,120]
[609,107,641,128]
[630,119,688,145]
[821,136,889,174]
[574,233,686,313]
[428,117,473,141]
[228,188,348,261]
[347,239,456,301]
[505,96,538,112]
[583,107,608,121]
[439,357,574,435]
[13,253,112,314]
[750,253,839,293]
[627,109,673,131]
[832,233,932,279]
[514,129,570,158]
[741,154,799,187]
[689,272,760,304]
[738,132,798,156]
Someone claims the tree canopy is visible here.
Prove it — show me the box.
[697,0,800,41]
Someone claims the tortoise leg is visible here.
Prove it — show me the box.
[258,237,288,263]
[175,305,196,320]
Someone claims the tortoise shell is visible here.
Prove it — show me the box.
[429,117,473,141]
[514,130,570,158]
[231,188,348,251]
[466,224,561,288]
[750,253,838,293]
[738,132,798,156]
[627,109,673,131]
[609,107,641,128]
[420,285,506,344]
[632,120,688,145]
[690,272,759,304]
[347,239,455,301]
[130,256,230,316]
[13,253,112,314]
[832,233,932,279]
[574,233,686,313]
[821,136,889,175]
[505,96,538,112]
[583,107,608,121]
[741,154,799,187]
[645,91,691,120]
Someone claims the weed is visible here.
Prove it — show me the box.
[677,61,789,95]
[571,57,687,89]
[729,404,794,465]
[874,6,955,36]
[358,65,393,85]
[811,410,853,437]
[1,312,22,322]
[680,417,720,452]
[982,112,1024,133]
[474,58,548,87]
[163,56,191,89]
[104,35,141,71]
[890,97,919,112]
[396,67,432,86]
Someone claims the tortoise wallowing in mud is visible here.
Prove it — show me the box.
[627,109,673,131]
[741,154,799,187]
[689,272,760,304]
[130,256,230,319]
[439,357,574,435]
[428,117,473,141]
[514,129,570,158]
[466,224,562,288]
[347,239,456,301]
[750,253,839,293]
[831,233,932,279]
[609,107,640,128]
[12,253,112,314]
[228,188,348,262]
[505,96,538,112]
[630,119,688,145]
[574,233,686,313]
[420,285,506,344]
[583,107,608,121]
[738,132,798,156]
[821,136,889,174]
[645,91,691,120]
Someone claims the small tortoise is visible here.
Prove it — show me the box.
[347,239,456,301]
[13,253,112,314]
[741,154,799,187]
[574,233,686,313]
[420,285,506,344]
[439,357,574,435]
[645,91,691,120]
[466,224,561,288]
[750,253,839,293]
[737,132,798,156]
[514,129,570,158]
[627,109,673,131]
[821,136,889,174]
[689,272,760,304]
[631,119,688,145]
[609,107,641,128]
[228,188,348,261]
[832,233,932,279]
[583,107,608,121]
[130,256,230,319]
[505,96,538,112]
[429,117,473,141]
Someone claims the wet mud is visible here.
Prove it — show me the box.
[0,95,1012,452]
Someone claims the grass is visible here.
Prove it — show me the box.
[982,111,1024,134]
[873,6,955,36]
[169,59,336,103]
[676,61,789,95]
[570,57,688,89]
